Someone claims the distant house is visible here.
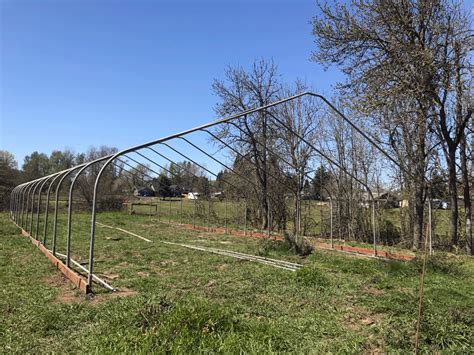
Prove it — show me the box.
[361,191,401,208]
[377,192,400,208]
[211,191,224,200]
[187,192,200,200]
[150,183,189,198]
[399,199,409,208]
[399,198,449,209]
[133,186,155,197]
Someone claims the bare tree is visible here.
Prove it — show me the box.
[311,0,472,249]
[274,82,320,252]
[429,6,473,249]
[212,58,281,229]
[455,37,474,254]
[316,99,380,244]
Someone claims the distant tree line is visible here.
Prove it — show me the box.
[0,147,214,210]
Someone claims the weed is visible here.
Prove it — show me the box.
[257,238,291,256]
[295,265,331,289]
[136,297,173,330]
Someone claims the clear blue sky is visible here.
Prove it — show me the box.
[0,0,342,169]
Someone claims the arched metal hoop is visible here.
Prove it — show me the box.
[10,92,407,294]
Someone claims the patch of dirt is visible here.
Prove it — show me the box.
[204,279,216,288]
[44,273,137,305]
[57,293,82,304]
[160,259,177,267]
[343,306,384,332]
[88,287,138,305]
[243,312,266,321]
[101,272,120,280]
[137,271,150,277]
[363,286,386,296]
[44,274,83,304]
[117,261,133,268]
[148,261,169,273]
[362,335,385,354]
[18,253,33,266]
[217,264,228,271]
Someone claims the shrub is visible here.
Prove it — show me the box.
[283,231,314,256]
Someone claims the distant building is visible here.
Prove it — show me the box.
[133,186,155,197]
[211,191,223,200]
[399,199,409,208]
[361,191,402,208]
[187,192,200,200]
[376,192,400,208]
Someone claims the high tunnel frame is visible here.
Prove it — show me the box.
[10,91,405,294]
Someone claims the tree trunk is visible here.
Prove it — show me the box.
[455,41,471,254]
[413,186,425,250]
[460,134,472,254]
[447,149,459,249]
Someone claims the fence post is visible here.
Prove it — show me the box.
[193,197,196,229]
[207,198,211,232]
[168,198,172,224]
[224,197,228,234]
[372,199,377,256]
[428,198,433,256]
[244,198,247,236]
[267,197,271,238]
[330,198,333,248]
[158,198,161,222]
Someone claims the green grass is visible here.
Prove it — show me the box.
[1,212,473,353]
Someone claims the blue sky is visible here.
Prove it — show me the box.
[1,0,343,169]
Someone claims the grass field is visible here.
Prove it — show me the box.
[1,211,473,353]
